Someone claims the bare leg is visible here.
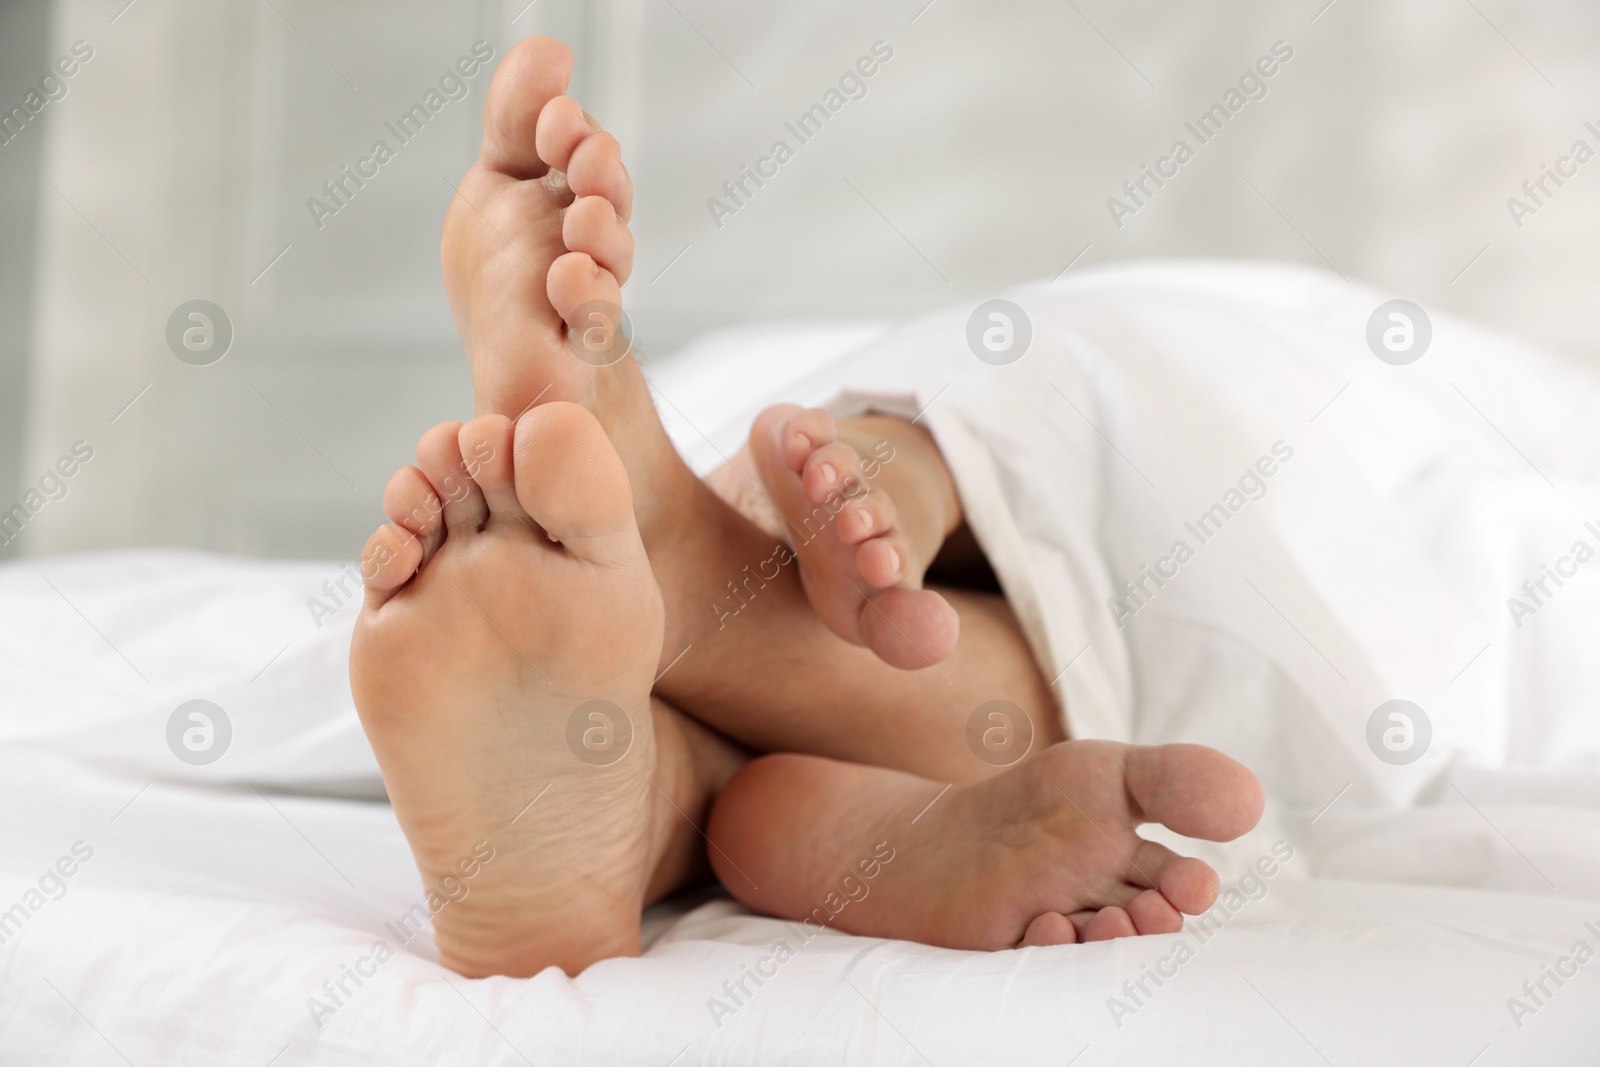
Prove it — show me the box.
[648,463,1057,782]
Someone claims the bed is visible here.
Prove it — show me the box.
[5,268,1600,1064]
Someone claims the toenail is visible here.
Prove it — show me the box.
[818,463,837,486]
[789,432,809,455]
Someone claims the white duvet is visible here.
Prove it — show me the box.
[4,261,1600,1065]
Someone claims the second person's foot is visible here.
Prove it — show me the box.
[350,403,669,977]
[708,740,1267,949]
[749,405,962,669]
[444,37,642,425]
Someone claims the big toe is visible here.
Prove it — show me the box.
[858,587,960,671]
[481,37,574,179]
[1126,744,1265,843]
[512,401,640,566]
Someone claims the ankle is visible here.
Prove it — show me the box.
[642,699,746,903]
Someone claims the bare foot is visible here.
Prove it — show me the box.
[442,36,742,667]
[707,740,1265,947]
[444,38,637,421]
[748,405,962,669]
[350,402,670,977]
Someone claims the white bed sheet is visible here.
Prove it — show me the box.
[1,710,1596,1066]
[5,270,1600,1063]
[2,722,1598,1066]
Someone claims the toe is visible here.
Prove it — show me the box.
[533,95,591,171]
[458,415,522,520]
[548,252,628,365]
[360,523,423,609]
[1081,907,1137,942]
[513,401,641,566]
[1124,744,1266,843]
[1158,857,1221,916]
[800,441,864,506]
[781,408,837,472]
[855,536,905,587]
[856,587,961,670]
[836,492,895,547]
[1118,838,1220,917]
[383,466,446,562]
[567,131,633,222]
[562,196,634,284]
[749,405,816,524]
[416,421,489,531]
[1126,888,1185,935]
[481,38,575,179]
[1019,912,1078,947]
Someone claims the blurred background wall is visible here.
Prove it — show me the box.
[3,0,1597,561]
